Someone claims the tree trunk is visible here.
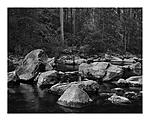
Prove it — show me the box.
[102,9,104,41]
[92,8,95,25]
[72,8,76,35]
[60,8,64,46]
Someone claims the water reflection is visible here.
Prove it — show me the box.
[8,84,142,113]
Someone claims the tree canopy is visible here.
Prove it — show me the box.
[8,8,142,57]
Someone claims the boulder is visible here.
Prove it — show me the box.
[123,58,136,65]
[50,82,78,95]
[79,62,109,79]
[15,49,48,81]
[37,70,58,88]
[57,85,93,108]
[45,57,55,71]
[107,94,131,105]
[124,91,138,100]
[126,76,142,87]
[79,62,123,82]
[78,79,100,93]
[8,71,17,82]
[130,62,142,76]
[50,79,99,95]
[115,78,130,87]
[102,64,123,81]
[8,71,20,87]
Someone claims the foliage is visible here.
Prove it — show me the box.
[8,8,142,57]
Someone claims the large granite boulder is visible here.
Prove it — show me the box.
[79,62,109,79]
[37,70,58,88]
[79,62,123,82]
[15,49,48,81]
[57,85,93,108]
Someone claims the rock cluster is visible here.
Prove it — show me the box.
[8,49,142,108]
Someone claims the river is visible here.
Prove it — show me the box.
[8,83,142,113]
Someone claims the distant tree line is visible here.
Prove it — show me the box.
[8,8,142,57]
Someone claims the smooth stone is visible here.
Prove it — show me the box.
[107,94,131,105]
[57,85,93,108]
[16,49,48,81]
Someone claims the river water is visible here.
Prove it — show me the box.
[8,83,142,113]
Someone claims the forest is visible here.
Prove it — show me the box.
[8,8,142,57]
[8,8,142,113]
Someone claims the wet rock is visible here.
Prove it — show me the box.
[15,49,48,81]
[50,82,78,95]
[130,62,142,76]
[45,57,55,71]
[115,78,130,87]
[8,71,20,88]
[8,71,17,82]
[102,64,123,81]
[126,76,142,87]
[78,79,100,93]
[57,85,93,108]
[124,91,138,100]
[107,94,131,105]
[37,70,58,88]
[123,58,136,65]
[79,62,109,79]
[50,79,99,95]
[79,62,123,82]
[111,88,125,96]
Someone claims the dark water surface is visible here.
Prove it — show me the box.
[8,84,142,113]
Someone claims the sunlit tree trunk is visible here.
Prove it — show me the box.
[60,8,64,46]
[92,8,95,26]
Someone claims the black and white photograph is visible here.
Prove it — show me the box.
[7,7,143,113]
